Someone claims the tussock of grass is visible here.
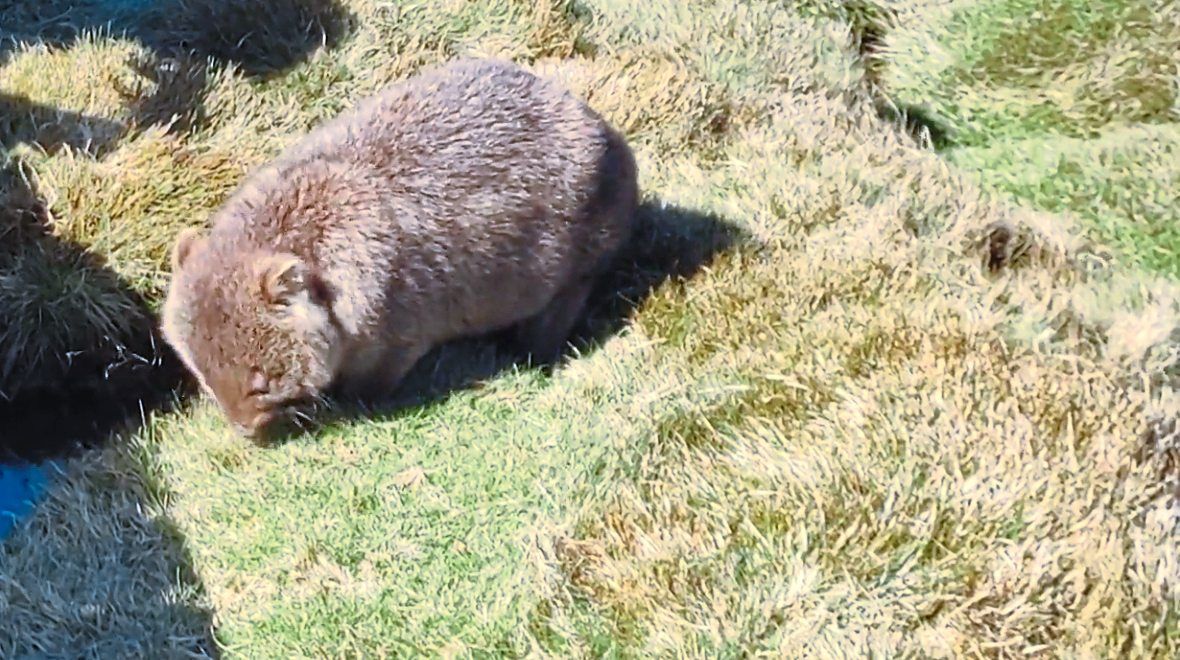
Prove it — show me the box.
[871,0,1180,145]
[0,159,144,396]
[948,124,1180,277]
[27,127,257,298]
[858,0,1180,276]
[0,37,138,154]
[1,0,1177,657]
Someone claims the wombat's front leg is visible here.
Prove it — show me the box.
[338,342,430,401]
[513,276,595,365]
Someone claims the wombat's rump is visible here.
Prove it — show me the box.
[161,58,638,440]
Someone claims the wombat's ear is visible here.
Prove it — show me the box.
[257,254,309,306]
[172,227,206,270]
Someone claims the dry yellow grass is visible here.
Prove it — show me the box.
[0,0,1176,657]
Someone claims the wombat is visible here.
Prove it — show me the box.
[160,58,638,441]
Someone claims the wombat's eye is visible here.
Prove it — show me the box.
[246,369,269,397]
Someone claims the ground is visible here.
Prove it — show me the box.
[0,0,1177,657]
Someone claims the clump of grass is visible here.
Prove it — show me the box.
[0,159,141,398]
[27,126,257,299]
[0,241,139,392]
[873,0,1180,145]
[532,53,737,157]
[851,0,1180,278]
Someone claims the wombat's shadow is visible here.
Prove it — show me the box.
[310,200,747,434]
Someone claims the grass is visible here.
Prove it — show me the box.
[1,0,1178,657]
[946,125,1180,278]
[853,0,1180,276]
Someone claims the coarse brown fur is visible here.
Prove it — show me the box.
[160,58,639,441]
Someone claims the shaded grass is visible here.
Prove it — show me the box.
[0,0,1177,657]
[0,150,185,461]
[0,432,216,657]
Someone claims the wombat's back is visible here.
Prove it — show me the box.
[267,58,636,339]
[286,57,619,244]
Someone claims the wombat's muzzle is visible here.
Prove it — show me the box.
[235,405,310,445]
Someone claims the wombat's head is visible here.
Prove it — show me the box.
[161,228,342,441]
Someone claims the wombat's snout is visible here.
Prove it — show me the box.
[235,410,277,439]
[234,409,303,444]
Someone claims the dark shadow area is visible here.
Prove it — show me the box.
[0,6,276,646]
[0,139,218,660]
[875,100,952,150]
[0,3,341,654]
[0,156,192,463]
[293,200,747,439]
[0,91,127,157]
[0,0,354,76]
[844,3,954,151]
[0,444,220,657]
[848,1,888,90]
[1,0,355,139]
[0,158,215,654]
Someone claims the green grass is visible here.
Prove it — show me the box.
[2,0,1179,657]
[947,124,1180,277]
[860,0,1180,275]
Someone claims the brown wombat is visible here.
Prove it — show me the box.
[161,58,638,440]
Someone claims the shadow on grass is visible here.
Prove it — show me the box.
[0,91,128,157]
[876,101,953,150]
[0,449,220,657]
[0,0,354,75]
[860,39,954,150]
[0,157,214,656]
[308,199,747,433]
[0,115,219,660]
[844,3,954,151]
[1,0,355,136]
[0,138,192,464]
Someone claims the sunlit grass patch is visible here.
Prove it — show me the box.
[947,124,1180,277]
[859,0,1180,278]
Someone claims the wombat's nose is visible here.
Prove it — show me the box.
[248,411,278,436]
[231,420,262,439]
[237,409,300,444]
[253,410,275,427]
[228,411,272,440]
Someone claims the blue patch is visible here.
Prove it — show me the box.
[0,461,54,540]
[98,0,157,9]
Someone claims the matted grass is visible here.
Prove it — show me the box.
[1,0,1177,657]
